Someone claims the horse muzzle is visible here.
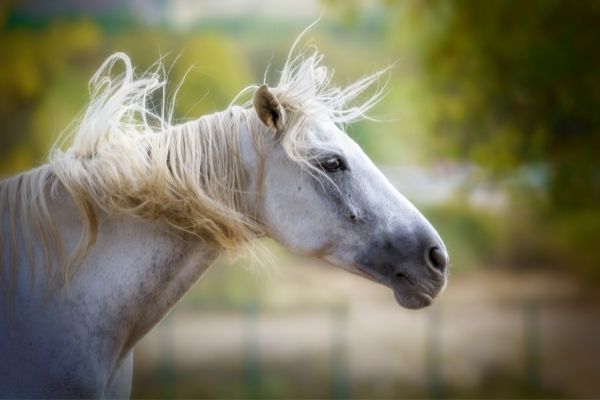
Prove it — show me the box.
[354,228,449,309]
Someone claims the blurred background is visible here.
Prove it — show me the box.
[1,0,599,398]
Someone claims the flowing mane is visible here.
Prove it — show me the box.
[0,38,387,293]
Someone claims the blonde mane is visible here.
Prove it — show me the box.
[0,37,387,294]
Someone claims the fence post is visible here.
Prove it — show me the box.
[524,300,541,393]
[244,301,261,399]
[426,306,443,399]
[158,312,175,398]
[332,303,349,399]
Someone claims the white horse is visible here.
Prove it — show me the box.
[0,39,448,398]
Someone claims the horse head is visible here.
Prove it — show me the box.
[243,54,448,310]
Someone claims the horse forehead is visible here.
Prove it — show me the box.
[311,120,361,154]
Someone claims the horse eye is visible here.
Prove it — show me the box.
[321,156,344,172]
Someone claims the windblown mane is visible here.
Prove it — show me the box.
[0,34,387,293]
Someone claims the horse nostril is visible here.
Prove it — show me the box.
[428,246,447,273]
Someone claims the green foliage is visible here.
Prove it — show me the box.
[547,208,600,281]
[0,19,259,175]
[423,198,600,279]
[391,0,600,211]
[0,19,103,172]
[170,35,252,118]
[422,202,505,271]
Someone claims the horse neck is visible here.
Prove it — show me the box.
[64,109,261,352]
[2,168,222,364]
[95,212,220,354]
[91,111,264,355]
[55,184,221,354]
[66,107,263,354]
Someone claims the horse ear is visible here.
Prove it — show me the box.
[253,85,286,133]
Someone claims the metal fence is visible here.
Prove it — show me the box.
[151,300,544,399]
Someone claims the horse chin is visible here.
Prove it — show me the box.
[393,289,434,310]
[345,262,438,310]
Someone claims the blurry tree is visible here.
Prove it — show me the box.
[0,10,255,174]
[0,19,103,172]
[171,35,253,118]
[376,0,600,275]
[389,0,599,212]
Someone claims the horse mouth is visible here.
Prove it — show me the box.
[389,272,433,309]
[354,266,438,310]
